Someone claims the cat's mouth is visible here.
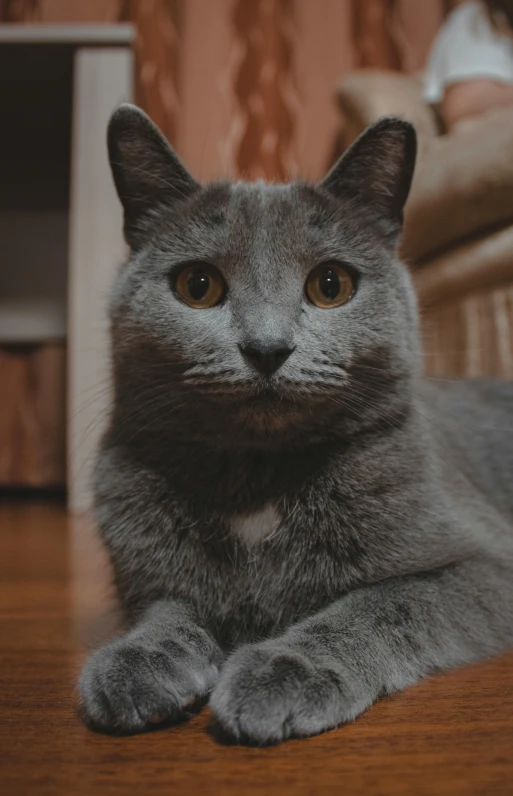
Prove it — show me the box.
[234,381,342,434]
[193,376,338,409]
[191,379,304,426]
[182,374,383,444]
[185,374,348,436]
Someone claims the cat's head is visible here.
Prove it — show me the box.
[107,105,419,448]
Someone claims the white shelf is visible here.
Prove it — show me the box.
[0,31,133,507]
[0,23,135,45]
[0,299,66,343]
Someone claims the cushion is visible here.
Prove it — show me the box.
[413,223,513,306]
[403,106,513,263]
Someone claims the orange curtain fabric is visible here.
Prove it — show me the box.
[0,0,39,19]
[351,0,449,72]
[393,0,449,73]
[230,0,297,180]
[120,0,184,146]
[352,0,401,70]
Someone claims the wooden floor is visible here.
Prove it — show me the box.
[1,502,512,796]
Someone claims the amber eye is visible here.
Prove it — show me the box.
[305,263,355,309]
[174,264,226,309]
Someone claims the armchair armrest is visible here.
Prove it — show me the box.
[336,69,438,157]
[413,224,513,306]
[403,106,513,263]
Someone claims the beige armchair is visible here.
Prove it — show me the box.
[337,70,513,379]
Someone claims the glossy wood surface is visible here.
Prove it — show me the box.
[1,501,512,796]
[0,345,66,486]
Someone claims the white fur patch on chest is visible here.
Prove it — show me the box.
[230,504,281,547]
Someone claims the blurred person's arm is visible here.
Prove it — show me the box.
[424,3,513,129]
[441,79,513,128]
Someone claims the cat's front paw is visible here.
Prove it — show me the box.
[79,628,222,733]
[210,641,374,745]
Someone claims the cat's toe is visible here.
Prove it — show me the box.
[78,638,220,733]
[210,642,371,745]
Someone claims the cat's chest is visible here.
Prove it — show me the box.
[121,486,380,645]
[191,499,370,644]
[229,504,281,547]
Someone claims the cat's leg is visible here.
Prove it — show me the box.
[210,559,513,744]
[79,600,223,732]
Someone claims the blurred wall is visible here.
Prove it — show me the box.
[1,0,449,180]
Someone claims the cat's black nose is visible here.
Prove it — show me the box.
[239,342,295,376]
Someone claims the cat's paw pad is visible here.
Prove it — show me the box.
[79,630,221,733]
[210,642,372,745]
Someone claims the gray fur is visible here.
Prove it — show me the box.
[78,105,513,744]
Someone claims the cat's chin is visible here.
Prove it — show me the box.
[226,404,343,450]
[230,391,324,443]
[235,404,305,433]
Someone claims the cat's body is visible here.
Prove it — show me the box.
[94,379,513,647]
[79,106,513,744]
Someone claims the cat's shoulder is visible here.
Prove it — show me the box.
[419,376,513,415]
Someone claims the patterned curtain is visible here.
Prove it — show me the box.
[230,0,298,180]
[352,0,449,72]
[393,0,448,73]
[120,0,183,146]
[352,0,401,70]
[0,0,39,19]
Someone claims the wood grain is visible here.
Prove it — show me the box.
[0,344,65,486]
[419,282,513,380]
[1,502,512,796]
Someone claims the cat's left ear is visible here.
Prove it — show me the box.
[320,117,416,239]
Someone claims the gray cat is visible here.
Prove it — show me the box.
[78,104,513,744]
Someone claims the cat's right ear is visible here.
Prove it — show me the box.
[320,117,417,243]
[108,104,200,249]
